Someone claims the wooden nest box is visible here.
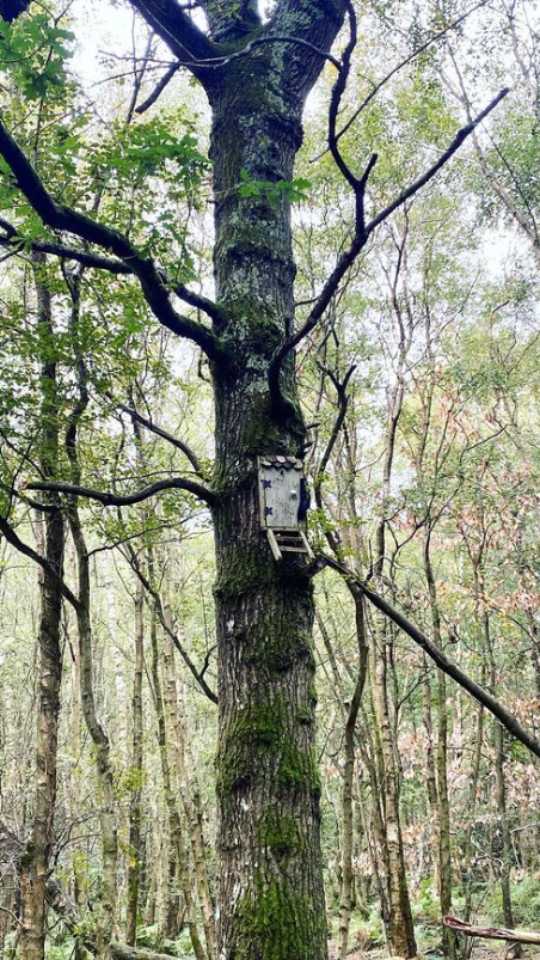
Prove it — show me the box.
[258,456,314,561]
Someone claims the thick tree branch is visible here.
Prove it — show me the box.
[128,0,216,72]
[268,233,366,404]
[316,553,540,761]
[327,0,359,196]
[0,121,227,362]
[136,62,181,114]
[0,215,223,323]
[0,515,82,611]
[0,216,222,322]
[170,280,223,324]
[28,476,216,509]
[0,218,132,272]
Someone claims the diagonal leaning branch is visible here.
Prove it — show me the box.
[124,540,217,704]
[109,395,207,478]
[315,553,540,762]
[127,0,217,78]
[0,119,227,364]
[0,515,82,611]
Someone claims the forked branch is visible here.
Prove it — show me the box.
[269,87,509,407]
[0,515,82,611]
[0,215,222,323]
[110,397,207,478]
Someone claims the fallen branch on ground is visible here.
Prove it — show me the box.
[444,915,540,945]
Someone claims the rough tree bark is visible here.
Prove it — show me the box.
[200,5,347,958]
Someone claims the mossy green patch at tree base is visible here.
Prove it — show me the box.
[230,875,326,960]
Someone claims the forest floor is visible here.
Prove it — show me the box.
[327,943,540,960]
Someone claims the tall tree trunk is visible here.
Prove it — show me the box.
[422,666,440,892]
[161,597,216,959]
[436,670,456,957]
[149,601,205,960]
[18,258,64,960]
[366,251,416,958]
[370,615,417,958]
[338,595,368,960]
[495,725,521,958]
[423,531,457,960]
[65,267,118,958]
[463,705,484,927]
[126,579,144,946]
[208,23,344,954]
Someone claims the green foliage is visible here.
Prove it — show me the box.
[0,13,74,101]
[41,109,211,267]
[412,879,440,922]
[348,907,385,950]
[486,877,540,927]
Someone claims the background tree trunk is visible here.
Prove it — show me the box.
[126,579,144,946]
[18,259,64,960]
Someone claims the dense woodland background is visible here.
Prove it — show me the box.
[0,0,539,957]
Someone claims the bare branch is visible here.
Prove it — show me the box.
[331,0,491,151]
[314,364,356,496]
[27,477,217,509]
[136,61,180,114]
[269,87,509,404]
[312,364,356,556]
[111,397,206,478]
[366,87,510,235]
